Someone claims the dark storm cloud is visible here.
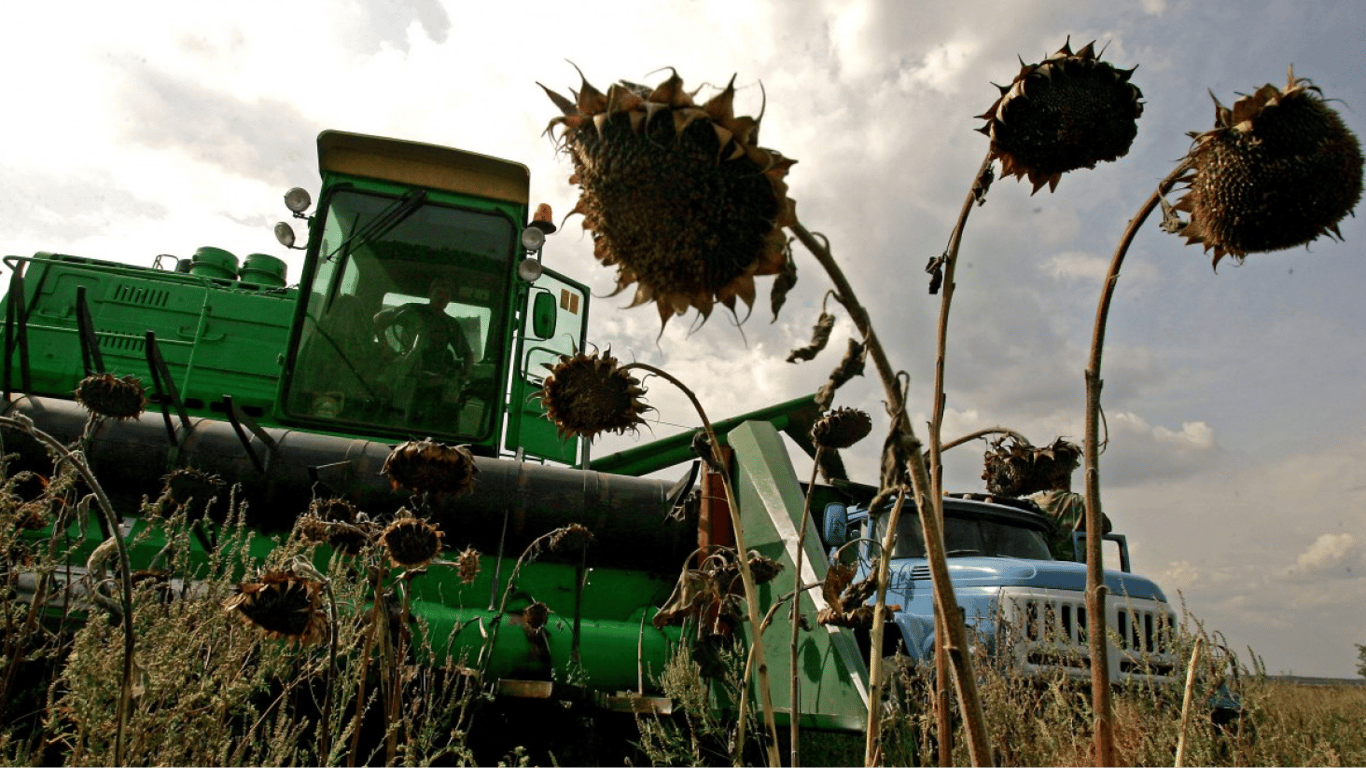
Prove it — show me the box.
[112,60,321,188]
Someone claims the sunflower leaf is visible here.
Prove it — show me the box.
[786,311,834,363]
[814,339,867,410]
[769,242,798,322]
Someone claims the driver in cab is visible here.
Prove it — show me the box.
[372,276,475,424]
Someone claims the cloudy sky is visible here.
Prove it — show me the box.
[2,1,1362,677]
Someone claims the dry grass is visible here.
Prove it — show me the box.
[2,424,1363,766]
[873,641,1366,767]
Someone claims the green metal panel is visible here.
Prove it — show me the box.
[588,394,824,476]
[5,253,295,418]
[728,420,870,732]
[504,268,586,462]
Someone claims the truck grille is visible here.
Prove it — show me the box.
[997,588,1178,683]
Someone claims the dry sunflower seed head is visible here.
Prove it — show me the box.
[158,467,227,522]
[380,514,444,569]
[296,513,374,554]
[224,571,327,644]
[978,39,1143,194]
[811,407,873,450]
[74,373,147,420]
[456,546,481,585]
[543,69,797,328]
[522,601,550,633]
[381,439,478,496]
[1173,69,1364,268]
[538,349,651,441]
[297,502,376,556]
[549,523,595,554]
[309,496,362,524]
[981,436,1080,497]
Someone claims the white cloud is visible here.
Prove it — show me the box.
[1284,533,1364,580]
[1041,250,1160,284]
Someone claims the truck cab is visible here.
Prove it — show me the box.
[822,493,1179,684]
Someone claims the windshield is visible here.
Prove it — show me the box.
[285,187,515,441]
[875,508,1054,561]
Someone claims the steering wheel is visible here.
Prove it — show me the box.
[376,305,471,410]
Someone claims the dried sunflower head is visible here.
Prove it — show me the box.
[981,436,1080,496]
[456,546,481,585]
[978,39,1143,194]
[811,407,873,450]
[157,467,227,522]
[381,439,478,496]
[297,498,375,556]
[74,373,147,420]
[1173,69,1364,267]
[543,69,797,328]
[538,349,651,441]
[380,513,444,569]
[310,497,361,524]
[549,523,595,554]
[521,601,550,633]
[224,571,327,644]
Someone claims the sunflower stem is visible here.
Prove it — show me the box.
[788,220,993,766]
[789,445,824,767]
[620,362,783,768]
[941,426,1031,453]
[927,150,995,763]
[1084,157,1194,767]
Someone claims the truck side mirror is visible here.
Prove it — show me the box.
[823,502,849,549]
[1071,531,1132,573]
[530,290,557,340]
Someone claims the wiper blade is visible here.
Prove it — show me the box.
[325,190,427,262]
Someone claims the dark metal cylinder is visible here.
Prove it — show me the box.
[2,395,697,572]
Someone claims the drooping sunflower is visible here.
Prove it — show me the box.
[381,439,479,497]
[981,436,1081,497]
[224,571,327,644]
[811,407,873,451]
[1173,69,1364,267]
[74,373,147,420]
[297,497,375,555]
[380,513,444,569]
[542,69,797,327]
[978,40,1143,194]
[549,523,595,554]
[538,349,651,441]
[157,466,227,522]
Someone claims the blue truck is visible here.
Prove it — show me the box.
[820,491,1178,685]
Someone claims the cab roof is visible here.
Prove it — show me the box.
[317,130,529,205]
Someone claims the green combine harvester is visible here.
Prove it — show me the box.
[0,131,871,736]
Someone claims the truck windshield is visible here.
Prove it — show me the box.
[875,509,1054,561]
[285,187,515,441]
